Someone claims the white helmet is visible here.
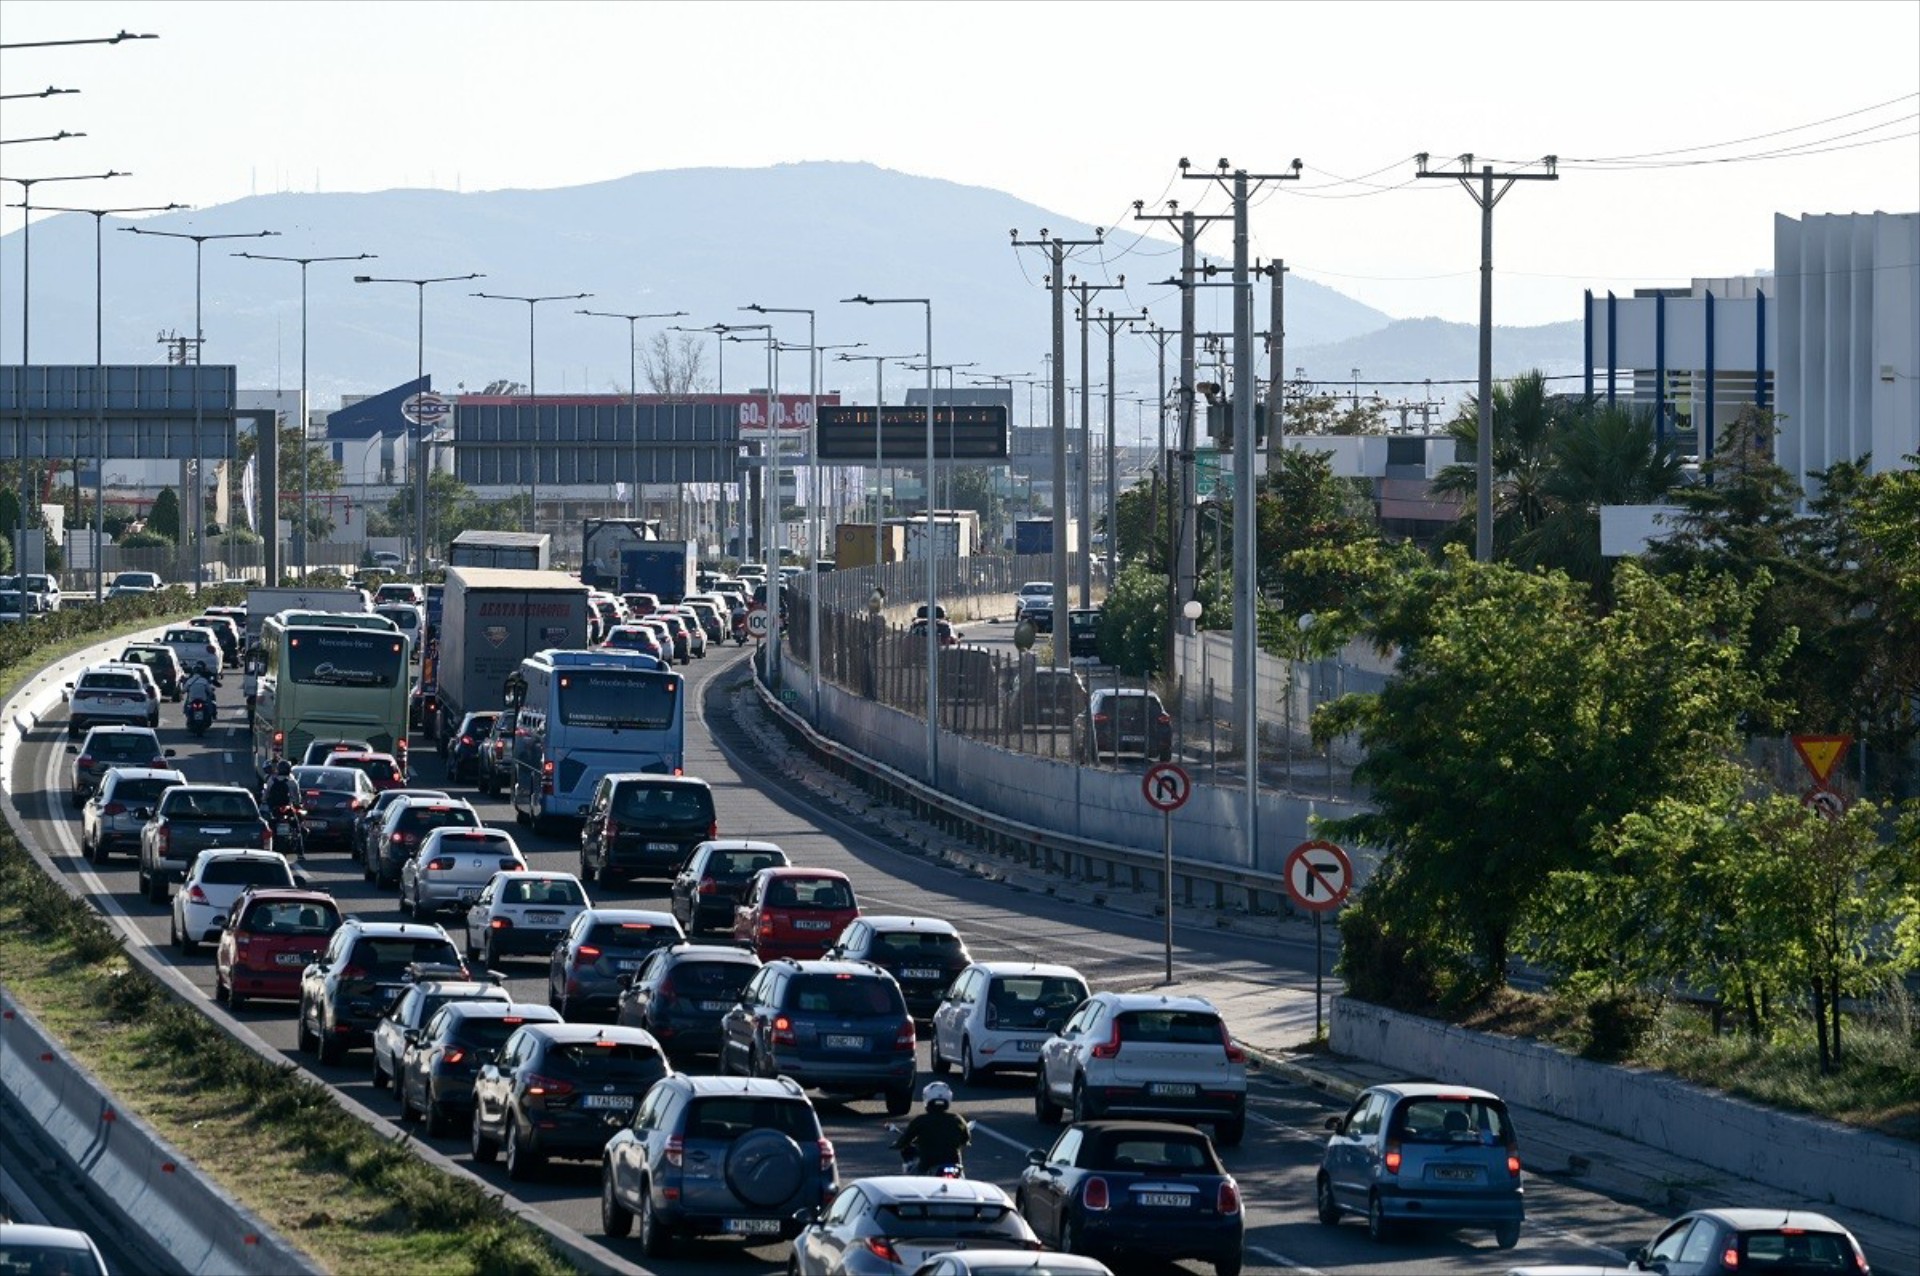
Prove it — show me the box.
[922,1081,954,1110]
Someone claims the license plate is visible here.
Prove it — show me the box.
[646,841,678,852]
[460,888,479,902]
[902,968,940,980]
[274,953,307,966]
[302,820,325,831]
[581,1094,634,1110]
[1147,1082,1197,1097]
[204,827,233,835]
[1015,1039,1042,1052]
[794,919,830,930]
[700,1000,731,1012]
[1432,1164,1482,1182]
[723,1218,781,1236]
[617,960,643,971]
[1138,1192,1192,1208]
[526,911,561,924]
[823,1034,865,1050]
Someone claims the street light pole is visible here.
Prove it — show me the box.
[355,272,484,578]
[122,222,278,598]
[578,309,687,518]
[21,200,185,601]
[472,291,592,554]
[837,351,914,570]
[845,295,936,786]
[235,250,375,579]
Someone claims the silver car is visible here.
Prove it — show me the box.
[462,870,592,964]
[400,826,527,920]
[80,767,186,864]
[1035,992,1247,1146]
[64,666,156,738]
[792,1176,1041,1275]
[931,961,1089,1083]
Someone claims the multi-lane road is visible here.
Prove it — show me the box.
[17,639,1688,1275]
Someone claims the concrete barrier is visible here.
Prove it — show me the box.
[1330,996,1920,1225]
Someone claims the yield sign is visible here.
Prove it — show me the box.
[1792,735,1852,787]
[1284,839,1352,913]
[1142,762,1191,812]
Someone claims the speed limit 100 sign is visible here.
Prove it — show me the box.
[747,608,771,639]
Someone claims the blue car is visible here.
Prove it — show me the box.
[1017,1120,1244,1276]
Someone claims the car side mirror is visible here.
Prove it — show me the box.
[66,745,78,755]
[617,974,633,990]
[577,804,591,817]
[135,807,154,820]
[790,1206,819,1227]
[164,749,177,758]
[1025,1148,1046,1167]
[404,1029,420,1045]
[1324,1116,1345,1133]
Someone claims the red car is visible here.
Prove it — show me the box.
[732,867,861,962]
[214,887,343,1010]
[330,750,407,792]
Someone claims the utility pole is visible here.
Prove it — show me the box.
[1416,152,1558,563]
[1092,308,1145,589]
[1012,228,1103,670]
[1182,158,1300,874]
[1263,260,1288,479]
[1065,278,1125,607]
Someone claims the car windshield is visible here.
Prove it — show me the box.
[86,733,157,759]
[165,791,259,820]
[351,938,462,973]
[546,1041,668,1082]
[244,900,338,933]
[765,877,854,909]
[683,1096,818,1142]
[713,850,784,879]
[614,786,710,820]
[501,878,585,906]
[1083,1132,1218,1172]
[201,858,295,887]
[586,921,675,950]
[1737,1229,1855,1272]
[1115,1010,1224,1045]
[788,974,903,1017]
[1389,1096,1512,1144]
[872,931,965,959]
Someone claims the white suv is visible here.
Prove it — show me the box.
[1014,581,1053,621]
[1034,991,1248,1145]
[170,849,298,955]
[930,961,1089,1083]
[64,666,158,739]
[157,625,222,677]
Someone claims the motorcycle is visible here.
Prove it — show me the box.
[731,611,749,645]
[884,1122,966,1178]
[184,697,214,736]
[271,804,307,860]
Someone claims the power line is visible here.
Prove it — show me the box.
[1559,91,1919,164]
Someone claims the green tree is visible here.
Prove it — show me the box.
[1113,470,1174,571]
[1319,552,1786,997]
[1095,560,1171,675]
[236,419,346,541]
[147,487,182,543]
[945,466,1001,535]
[1431,369,1561,557]
[1254,449,1382,620]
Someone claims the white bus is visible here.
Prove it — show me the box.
[253,614,411,778]
[506,648,683,834]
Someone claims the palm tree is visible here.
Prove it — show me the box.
[1512,401,1685,593]
[1432,370,1560,556]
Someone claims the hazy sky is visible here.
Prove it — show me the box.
[2,0,1916,327]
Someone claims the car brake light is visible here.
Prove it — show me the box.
[863,1239,900,1264]
[894,1020,916,1051]
[104,802,125,816]
[1090,1019,1122,1059]
[78,755,94,768]
[664,1134,683,1168]
[1507,1152,1521,1176]
[771,1014,797,1046]
[1082,1177,1110,1211]
[188,885,207,903]
[273,730,285,747]
[426,857,455,872]
[1383,1142,1402,1174]
[1217,1180,1240,1215]
[498,858,522,870]
[1093,713,1110,725]
[157,827,170,852]
[341,966,367,981]
[759,916,775,936]
[697,876,717,896]
[490,918,514,930]
[1723,1247,1740,1268]
[1219,1020,1246,1064]
[707,821,718,839]
[461,735,474,746]
[605,820,620,840]
[524,1073,573,1098]
[443,1047,466,1066]
[577,945,602,961]
[817,1137,835,1172]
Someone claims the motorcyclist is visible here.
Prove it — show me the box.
[183,669,218,709]
[262,759,297,814]
[891,1081,969,1174]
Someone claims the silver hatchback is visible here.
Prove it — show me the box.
[400,826,527,920]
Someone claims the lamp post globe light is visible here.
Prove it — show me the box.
[354,272,484,579]
[235,250,375,578]
[576,308,687,518]
[121,223,280,597]
[843,294,936,786]
[19,199,187,601]
[472,290,592,548]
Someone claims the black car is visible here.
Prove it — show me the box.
[296,920,467,1065]
[545,909,685,1022]
[410,682,438,734]
[1076,687,1174,763]
[137,784,270,904]
[470,1023,674,1180]
[719,958,916,1115]
[443,711,499,781]
[578,773,717,886]
[615,943,762,1063]
[396,1000,560,1137]
[824,915,973,1023]
[1066,608,1102,661]
[476,709,517,797]
[291,764,379,853]
[1017,1121,1243,1276]
[667,840,791,935]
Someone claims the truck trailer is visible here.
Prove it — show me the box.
[1014,517,1079,557]
[448,530,551,570]
[834,522,909,569]
[580,518,661,591]
[618,540,699,602]
[433,567,591,743]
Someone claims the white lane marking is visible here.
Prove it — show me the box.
[1247,1109,1331,1145]
[1527,1221,1629,1260]
[967,1120,1032,1156]
[1248,1245,1329,1274]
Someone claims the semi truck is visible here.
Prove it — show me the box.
[448,530,551,570]
[433,566,592,743]
[619,540,698,602]
[580,517,661,591]
[835,522,909,569]
[1014,517,1078,557]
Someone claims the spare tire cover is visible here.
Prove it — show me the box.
[724,1128,807,1207]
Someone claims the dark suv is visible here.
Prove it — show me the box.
[1076,687,1174,763]
[718,959,916,1115]
[443,711,498,781]
[470,1023,674,1181]
[297,919,467,1065]
[600,1074,836,1256]
[824,915,973,1023]
[668,840,790,935]
[616,943,763,1063]
[396,1000,561,1137]
[579,773,717,886]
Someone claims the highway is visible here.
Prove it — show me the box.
[16,639,1684,1276]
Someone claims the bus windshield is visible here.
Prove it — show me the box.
[556,669,677,729]
[287,631,405,688]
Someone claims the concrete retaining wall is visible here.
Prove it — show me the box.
[1330,996,1920,1225]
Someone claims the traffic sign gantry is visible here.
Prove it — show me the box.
[1142,762,1191,812]
[1284,839,1352,912]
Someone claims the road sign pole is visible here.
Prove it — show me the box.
[1314,909,1324,1040]
[1163,806,1174,984]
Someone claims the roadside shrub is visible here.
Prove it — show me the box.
[1336,891,1446,1011]
[1582,991,1661,1062]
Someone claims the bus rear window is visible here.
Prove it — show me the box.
[288,632,405,688]
[556,670,677,729]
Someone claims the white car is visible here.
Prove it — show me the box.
[170,849,298,955]
[112,570,164,591]
[1035,991,1248,1146]
[65,666,158,738]
[930,961,1090,1083]
[94,661,164,726]
[374,602,425,659]
[157,625,222,677]
[0,572,62,613]
[401,826,527,919]
[1014,581,1053,621]
[461,869,592,966]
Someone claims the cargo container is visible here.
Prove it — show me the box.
[834,522,909,569]
[619,540,698,602]
[580,518,662,591]
[448,529,551,570]
[1014,517,1079,556]
[434,567,591,744]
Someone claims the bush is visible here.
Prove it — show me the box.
[1582,991,1662,1062]
[1335,891,1447,1011]
[117,530,173,549]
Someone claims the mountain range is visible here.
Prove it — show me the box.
[1,162,1581,427]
